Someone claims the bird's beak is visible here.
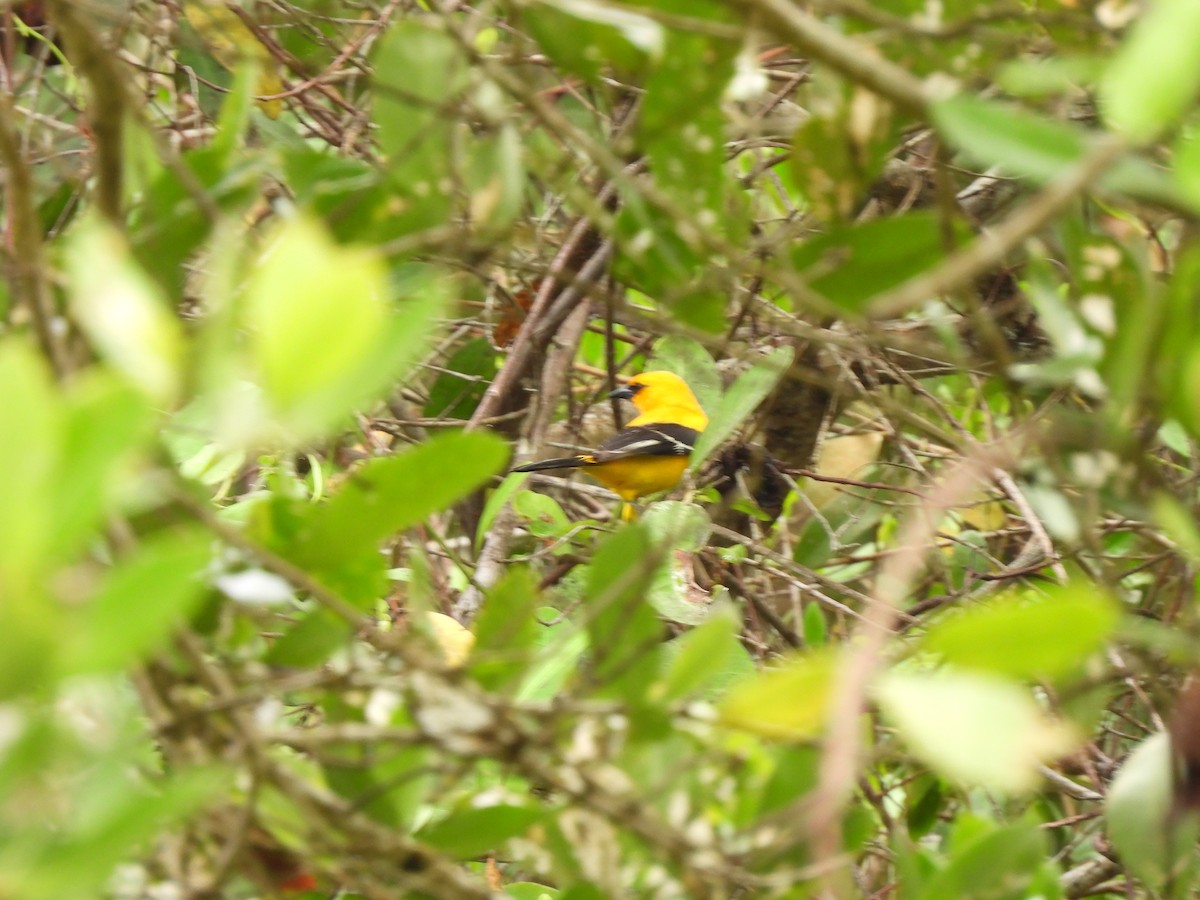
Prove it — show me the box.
[609,384,635,401]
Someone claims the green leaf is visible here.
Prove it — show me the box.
[905,775,944,839]
[512,487,574,539]
[584,525,666,700]
[420,805,543,858]
[506,885,560,900]
[67,217,185,403]
[243,217,445,443]
[372,22,460,233]
[612,196,713,329]
[52,375,154,563]
[1175,125,1200,210]
[934,97,1089,184]
[324,744,432,829]
[638,31,735,217]
[792,212,969,314]
[790,109,861,223]
[425,338,498,420]
[373,21,463,155]
[919,585,1119,680]
[516,619,588,702]
[998,55,1105,99]
[25,766,227,899]
[479,476,535,550]
[647,336,721,415]
[211,59,257,162]
[470,569,543,692]
[1106,731,1199,887]
[265,608,354,668]
[874,670,1078,793]
[1152,492,1200,565]
[1100,0,1200,143]
[802,602,827,647]
[71,530,213,675]
[640,501,710,551]
[468,123,526,236]
[656,605,741,701]
[691,347,793,468]
[524,0,659,84]
[640,502,714,625]
[933,96,1184,208]
[718,647,839,739]
[757,745,821,817]
[0,340,60,586]
[917,819,1051,900]
[291,431,509,570]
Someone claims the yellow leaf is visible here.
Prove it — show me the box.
[807,432,883,508]
[423,612,475,668]
[718,648,839,739]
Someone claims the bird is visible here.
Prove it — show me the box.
[512,371,708,519]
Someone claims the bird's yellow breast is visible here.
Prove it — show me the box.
[583,455,690,501]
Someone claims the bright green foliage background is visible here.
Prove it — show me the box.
[2,0,1200,897]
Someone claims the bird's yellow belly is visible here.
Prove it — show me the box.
[586,455,690,501]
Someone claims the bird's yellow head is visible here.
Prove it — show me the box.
[611,371,708,430]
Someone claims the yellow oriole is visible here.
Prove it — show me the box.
[512,371,708,517]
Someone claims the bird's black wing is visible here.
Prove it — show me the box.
[588,423,699,462]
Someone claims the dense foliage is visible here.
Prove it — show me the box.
[4,0,1200,897]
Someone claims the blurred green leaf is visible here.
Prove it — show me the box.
[266,607,353,668]
[470,569,543,692]
[10,765,226,900]
[468,124,526,236]
[719,647,839,739]
[324,743,432,829]
[998,55,1104,98]
[1153,492,1200,565]
[933,96,1183,208]
[506,885,560,900]
[642,502,714,625]
[874,670,1078,793]
[584,525,665,700]
[1106,731,1199,887]
[524,0,658,83]
[420,805,543,858]
[917,818,1052,900]
[289,431,508,569]
[657,605,741,701]
[640,501,710,551]
[53,375,154,562]
[71,529,212,675]
[516,618,588,702]
[647,336,721,414]
[791,212,968,314]
[512,488,574,539]
[638,31,735,218]
[934,96,1088,182]
[905,775,944,840]
[613,195,715,329]
[67,217,185,403]
[919,584,1119,680]
[692,347,793,468]
[425,337,498,420]
[243,217,445,443]
[802,602,827,647]
[1100,0,1200,143]
[0,340,60,586]
[372,21,460,232]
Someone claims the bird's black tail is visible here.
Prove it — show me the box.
[512,456,586,473]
